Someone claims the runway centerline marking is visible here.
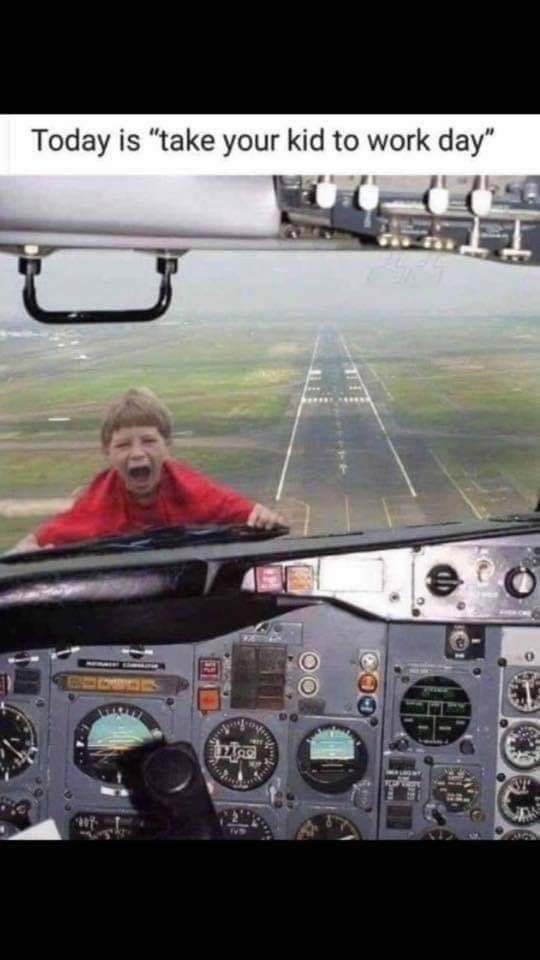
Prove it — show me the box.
[339,334,417,498]
[276,331,320,501]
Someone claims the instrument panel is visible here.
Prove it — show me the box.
[244,535,540,624]
[0,589,538,840]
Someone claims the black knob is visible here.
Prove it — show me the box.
[391,737,409,752]
[142,745,195,797]
[426,564,461,597]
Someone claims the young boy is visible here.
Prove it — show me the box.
[10,388,285,552]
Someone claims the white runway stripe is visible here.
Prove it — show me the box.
[276,331,320,501]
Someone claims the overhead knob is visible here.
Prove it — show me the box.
[504,566,537,599]
[315,176,337,209]
[426,564,461,597]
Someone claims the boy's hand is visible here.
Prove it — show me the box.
[247,503,287,530]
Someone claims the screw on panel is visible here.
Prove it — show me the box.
[500,719,508,728]
[525,651,535,662]
[498,658,507,668]
[68,693,76,702]
[495,826,504,835]
[370,718,379,727]
[412,609,421,617]
[473,668,482,677]
[470,808,485,823]
[497,773,506,782]
[424,756,434,765]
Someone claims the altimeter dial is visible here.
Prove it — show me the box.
[204,718,278,791]
[502,723,540,770]
[498,776,539,825]
[0,704,38,780]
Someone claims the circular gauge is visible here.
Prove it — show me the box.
[433,767,479,812]
[502,723,540,770]
[501,830,537,840]
[0,821,20,838]
[0,704,38,780]
[73,703,164,785]
[507,671,540,714]
[296,814,362,840]
[498,776,539,825]
[421,828,457,840]
[218,808,273,840]
[0,798,31,838]
[297,724,367,794]
[400,676,471,746]
[69,812,166,840]
[204,718,278,791]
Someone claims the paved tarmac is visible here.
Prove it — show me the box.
[275,328,530,535]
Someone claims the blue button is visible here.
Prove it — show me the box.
[357,696,377,716]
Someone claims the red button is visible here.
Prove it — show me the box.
[358,673,378,693]
[198,688,221,711]
[255,565,284,592]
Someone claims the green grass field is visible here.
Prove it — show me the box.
[346,316,540,434]
[0,321,314,550]
[2,312,540,552]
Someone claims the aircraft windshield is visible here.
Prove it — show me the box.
[1,248,540,554]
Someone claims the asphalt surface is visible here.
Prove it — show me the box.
[276,328,530,535]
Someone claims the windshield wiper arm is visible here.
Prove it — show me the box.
[0,523,291,563]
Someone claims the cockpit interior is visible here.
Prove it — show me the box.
[0,175,539,840]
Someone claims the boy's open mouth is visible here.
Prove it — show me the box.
[127,465,152,481]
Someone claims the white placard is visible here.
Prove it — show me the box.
[0,114,538,175]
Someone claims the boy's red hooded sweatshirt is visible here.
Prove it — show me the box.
[35,460,253,546]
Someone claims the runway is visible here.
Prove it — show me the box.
[275,329,529,535]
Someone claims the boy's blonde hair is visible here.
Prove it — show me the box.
[101,388,173,449]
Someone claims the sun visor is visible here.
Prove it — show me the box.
[0,176,281,249]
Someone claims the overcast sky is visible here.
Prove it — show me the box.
[1,249,539,325]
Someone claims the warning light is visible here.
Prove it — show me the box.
[198,688,221,712]
[358,673,378,694]
[286,565,315,594]
[255,565,284,593]
[198,658,221,681]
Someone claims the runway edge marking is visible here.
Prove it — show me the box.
[275,330,320,502]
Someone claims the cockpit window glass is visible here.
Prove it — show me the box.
[1,249,540,553]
